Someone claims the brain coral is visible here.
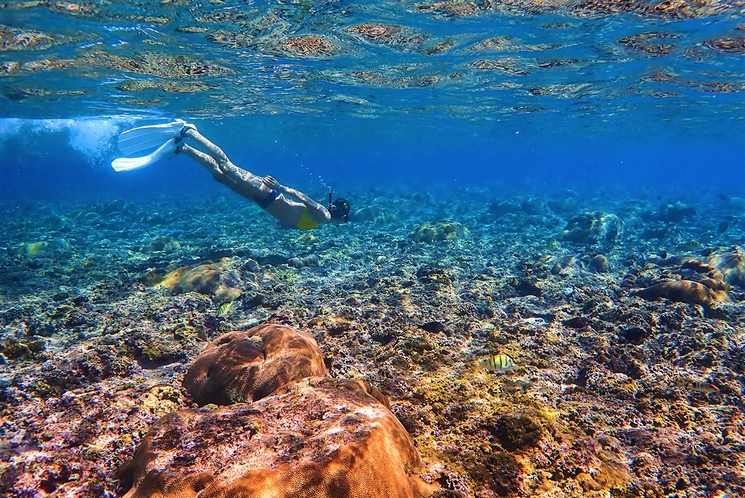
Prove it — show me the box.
[118,377,438,498]
[182,324,327,405]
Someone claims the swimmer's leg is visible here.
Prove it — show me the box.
[179,143,269,202]
[181,128,272,201]
[179,144,220,178]
[182,128,230,168]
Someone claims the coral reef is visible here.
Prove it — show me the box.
[627,248,741,310]
[0,1,743,496]
[1,187,745,497]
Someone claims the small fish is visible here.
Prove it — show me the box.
[674,379,719,393]
[478,354,514,373]
[677,239,703,252]
[217,301,235,317]
[419,321,445,333]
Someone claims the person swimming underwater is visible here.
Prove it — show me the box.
[112,120,351,230]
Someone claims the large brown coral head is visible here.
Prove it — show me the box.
[119,378,438,498]
[183,324,327,406]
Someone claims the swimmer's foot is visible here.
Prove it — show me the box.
[111,119,195,172]
[112,138,178,172]
[116,119,191,156]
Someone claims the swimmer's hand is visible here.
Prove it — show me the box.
[263,176,282,190]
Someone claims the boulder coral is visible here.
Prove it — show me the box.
[411,221,469,243]
[182,324,327,406]
[353,206,397,224]
[15,240,48,258]
[658,201,696,222]
[118,377,438,498]
[707,245,745,287]
[561,211,623,248]
[146,258,242,303]
[634,280,730,308]
[288,254,320,268]
[173,264,241,303]
[140,235,180,253]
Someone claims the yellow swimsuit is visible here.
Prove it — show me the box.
[296,207,321,230]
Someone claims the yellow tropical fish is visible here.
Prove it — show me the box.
[478,354,514,373]
[677,239,703,252]
[217,301,234,317]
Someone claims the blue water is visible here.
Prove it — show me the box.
[1,1,744,200]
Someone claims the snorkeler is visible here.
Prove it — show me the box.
[111,120,350,230]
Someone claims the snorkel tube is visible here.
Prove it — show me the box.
[327,186,350,223]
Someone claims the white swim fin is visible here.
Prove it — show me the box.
[116,119,189,156]
[111,137,178,172]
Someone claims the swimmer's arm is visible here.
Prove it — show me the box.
[263,176,331,222]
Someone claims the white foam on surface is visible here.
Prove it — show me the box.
[0,117,135,166]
